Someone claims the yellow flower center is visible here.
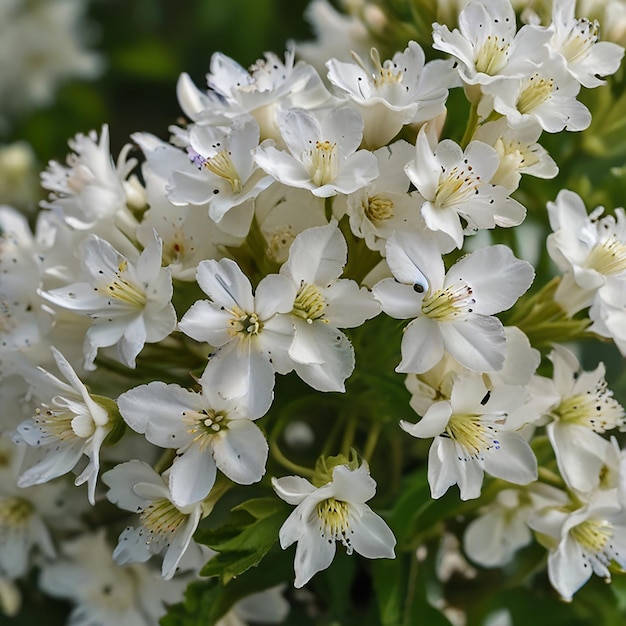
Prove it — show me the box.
[139,498,187,545]
[226,306,262,338]
[555,381,624,433]
[363,194,395,222]
[181,408,228,451]
[434,164,482,209]
[204,150,242,193]
[309,140,339,187]
[570,518,612,555]
[444,413,500,461]
[421,283,476,321]
[561,19,599,65]
[293,282,327,324]
[0,497,34,529]
[317,498,354,553]
[585,234,626,276]
[517,74,554,114]
[98,260,147,308]
[474,34,511,75]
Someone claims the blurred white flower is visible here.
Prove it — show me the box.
[0,0,102,125]
[39,530,188,626]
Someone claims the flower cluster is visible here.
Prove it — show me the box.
[1,0,626,623]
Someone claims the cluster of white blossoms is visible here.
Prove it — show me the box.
[1,0,626,622]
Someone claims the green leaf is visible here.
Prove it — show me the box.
[197,497,289,584]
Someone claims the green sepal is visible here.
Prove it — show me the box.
[312,448,359,487]
[92,395,126,446]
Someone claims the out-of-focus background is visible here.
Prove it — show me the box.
[0,0,311,180]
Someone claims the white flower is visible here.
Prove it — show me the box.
[326,41,456,148]
[405,127,526,247]
[278,221,381,391]
[14,347,110,504]
[542,346,625,494]
[118,380,268,508]
[255,183,327,264]
[589,277,626,356]
[40,125,139,256]
[336,140,451,253]
[548,0,624,88]
[168,116,274,227]
[472,118,558,191]
[547,189,626,305]
[254,106,378,197]
[0,206,52,352]
[39,530,188,626]
[217,586,290,626]
[463,488,534,567]
[177,47,332,142]
[0,435,85,579]
[295,0,373,76]
[178,258,296,416]
[102,460,204,580]
[400,373,537,500]
[40,232,176,370]
[432,0,550,85]
[372,231,534,373]
[272,462,396,588]
[528,491,626,601]
[481,58,591,133]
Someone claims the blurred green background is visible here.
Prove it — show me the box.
[2,0,313,164]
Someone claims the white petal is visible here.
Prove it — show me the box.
[397,316,444,374]
[293,525,335,588]
[272,475,316,505]
[372,278,423,320]
[349,506,396,558]
[117,382,195,447]
[195,258,254,311]
[102,460,160,512]
[446,246,534,315]
[283,222,346,286]
[483,433,538,485]
[443,316,506,372]
[400,401,452,438]
[169,445,217,508]
[211,419,268,485]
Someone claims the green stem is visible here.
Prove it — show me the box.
[269,436,315,478]
[340,412,358,457]
[363,421,382,463]
[460,101,479,148]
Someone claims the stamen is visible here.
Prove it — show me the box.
[0,497,34,529]
[317,498,354,553]
[421,283,476,321]
[181,408,228,451]
[97,260,147,308]
[308,141,339,187]
[517,74,554,114]
[585,234,626,276]
[203,150,242,193]
[226,305,262,338]
[555,380,624,433]
[139,498,186,545]
[292,282,327,324]
[363,194,395,222]
[434,166,481,208]
[443,413,501,461]
[560,19,599,65]
[474,34,511,75]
